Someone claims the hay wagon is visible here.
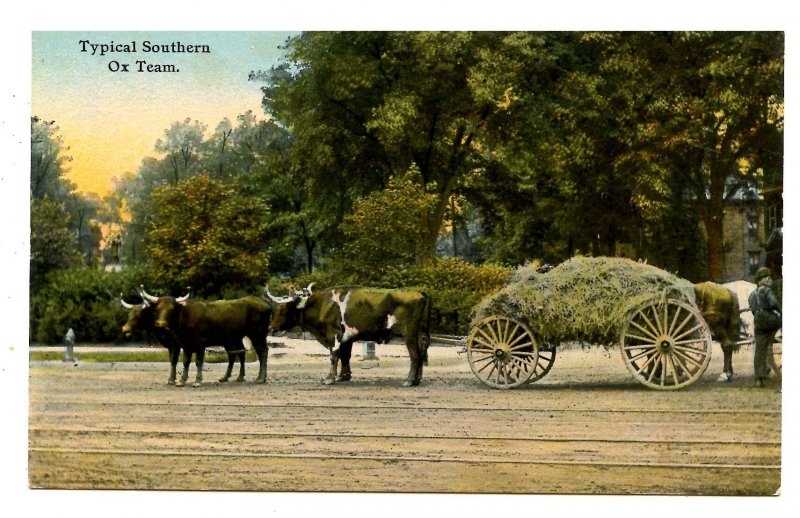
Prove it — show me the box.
[465,257,720,390]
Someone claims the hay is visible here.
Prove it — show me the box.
[473,256,695,347]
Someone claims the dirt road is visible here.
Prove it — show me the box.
[28,339,781,495]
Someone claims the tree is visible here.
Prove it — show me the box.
[30,116,73,201]
[258,32,521,265]
[635,32,784,280]
[337,174,438,281]
[154,118,207,183]
[30,198,78,288]
[142,175,271,296]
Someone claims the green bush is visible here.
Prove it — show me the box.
[29,266,153,344]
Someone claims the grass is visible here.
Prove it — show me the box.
[29,349,259,363]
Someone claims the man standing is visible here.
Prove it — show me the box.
[748,267,782,387]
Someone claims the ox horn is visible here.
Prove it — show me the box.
[264,286,293,304]
[303,283,315,296]
[118,294,134,310]
[176,288,192,304]
[139,285,160,303]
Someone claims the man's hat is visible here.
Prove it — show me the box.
[754,267,772,282]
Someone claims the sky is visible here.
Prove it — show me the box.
[32,31,297,196]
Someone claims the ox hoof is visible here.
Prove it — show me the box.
[175,381,186,387]
[167,380,176,386]
[321,377,336,385]
[236,377,246,383]
[717,373,732,383]
[255,378,267,384]
[192,382,202,388]
[218,377,229,383]
[402,380,419,387]
[337,374,352,382]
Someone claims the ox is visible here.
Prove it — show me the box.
[140,288,272,387]
[120,289,188,385]
[693,282,742,382]
[266,284,431,387]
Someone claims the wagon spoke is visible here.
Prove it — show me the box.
[476,358,497,374]
[507,327,529,348]
[509,341,534,352]
[651,305,666,335]
[645,354,661,382]
[673,338,710,347]
[622,332,659,345]
[471,353,494,364]
[471,335,496,350]
[629,346,658,362]
[671,348,705,369]
[637,310,662,340]
[670,352,693,380]
[667,354,680,385]
[629,319,660,341]
[672,323,704,342]
[669,312,695,340]
[635,350,659,376]
[476,327,497,348]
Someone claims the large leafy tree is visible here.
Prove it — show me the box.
[259,32,523,264]
[141,175,271,296]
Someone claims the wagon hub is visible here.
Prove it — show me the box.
[658,337,673,352]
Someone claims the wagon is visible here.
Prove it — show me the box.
[464,257,720,390]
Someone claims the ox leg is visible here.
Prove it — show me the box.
[236,351,246,382]
[219,350,235,383]
[403,340,423,387]
[177,349,192,387]
[719,342,734,382]
[192,349,205,387]
[323,346,340,385]
[254,339,269,384]
[167,347,180,385]
[337,342,353,382]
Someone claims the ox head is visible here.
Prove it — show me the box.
[264,283,314,333]
[119,293,154,337]
[137,286,191,331]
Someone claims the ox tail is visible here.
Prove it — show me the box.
[725,287,743,352]
[420,292,432,366]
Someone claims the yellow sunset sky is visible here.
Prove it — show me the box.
[32,31,296,196]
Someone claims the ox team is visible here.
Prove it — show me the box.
[121,283,431,388]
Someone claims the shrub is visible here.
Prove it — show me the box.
[29,266,153,344]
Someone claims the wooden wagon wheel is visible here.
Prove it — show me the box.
[529,346,557,383]
[467,315,539,389]
[768,328,782,378]
[619,299,713,390]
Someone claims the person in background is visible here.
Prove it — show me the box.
[748,267,782,388]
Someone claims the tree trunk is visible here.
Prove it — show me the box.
[704,163,727,281]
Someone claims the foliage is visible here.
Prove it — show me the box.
[142,175,272,296]
[474,256,694,347]
[336,175,438,281]
[30,116,73,201]
[29,266,151,344]
[30,198,80,289]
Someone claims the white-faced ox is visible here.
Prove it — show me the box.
[129,288,272,387]
[266,284,431,387]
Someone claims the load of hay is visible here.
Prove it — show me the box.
[472,256,695,348]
